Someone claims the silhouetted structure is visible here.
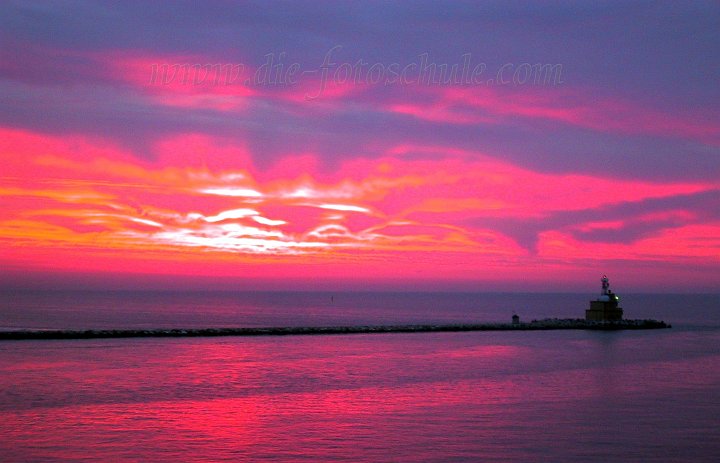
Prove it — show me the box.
[585,275,623,321]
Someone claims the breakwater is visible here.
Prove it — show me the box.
[0,319,670,341]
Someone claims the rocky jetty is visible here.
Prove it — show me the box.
[0,319,670,341]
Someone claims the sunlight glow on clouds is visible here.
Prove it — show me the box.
[1,126,718,288]
[1,2,719,289]
[200,188,264,198]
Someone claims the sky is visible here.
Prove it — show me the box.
[1,1,719,292]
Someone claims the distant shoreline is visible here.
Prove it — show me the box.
[0,319,671,341]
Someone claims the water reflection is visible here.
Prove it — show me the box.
[1,329,719,462]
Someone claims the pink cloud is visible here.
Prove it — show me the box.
[383,86,720,144]
[3,127,717,286]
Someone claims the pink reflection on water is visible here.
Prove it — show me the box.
[1,331,720,462]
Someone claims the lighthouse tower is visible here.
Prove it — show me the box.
[585,275,624,321]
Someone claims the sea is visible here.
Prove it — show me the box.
[0,290,718,462]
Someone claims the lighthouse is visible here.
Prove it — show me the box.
[585,275,624,321]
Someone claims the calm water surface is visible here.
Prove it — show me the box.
[1,292,718,461]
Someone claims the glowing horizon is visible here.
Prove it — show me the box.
[1,3,719,291]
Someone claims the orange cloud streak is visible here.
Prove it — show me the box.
[1,127,718,285]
